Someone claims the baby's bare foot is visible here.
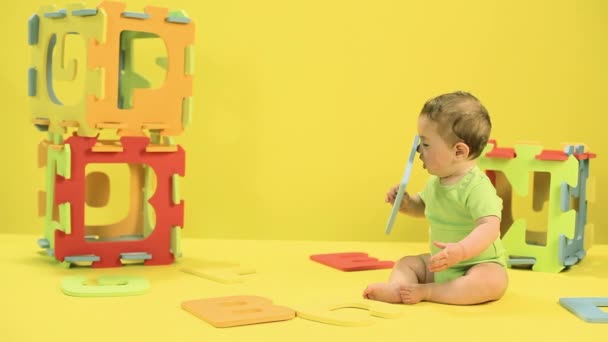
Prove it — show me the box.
[399,284,430,304]
[362,282,402,303]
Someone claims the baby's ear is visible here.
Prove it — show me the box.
[454,142,470,160]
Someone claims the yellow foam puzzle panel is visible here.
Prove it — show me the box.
[29,2,106,137]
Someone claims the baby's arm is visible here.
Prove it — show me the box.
[429,216,500,272]
[458,216,500,259]
[385,185,425,217]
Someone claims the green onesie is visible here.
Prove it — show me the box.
[419,166,506,283]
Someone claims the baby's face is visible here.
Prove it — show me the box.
[417,116,456,177]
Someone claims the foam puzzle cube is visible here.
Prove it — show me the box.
[479,140,596,273]
[30,1,194,267]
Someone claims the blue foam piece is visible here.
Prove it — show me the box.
[65,255,100,263]
[120,252,152,260]
[385,135,419,235]
[37,238,50,248]
[121,12,150,20]
[28,68,37,97]
[28,14,40,45]
[558,157,591,267]
[72,9,98,16]
[575,145,585,154]
[508,257,536,266]
[560,298,608,323]
[44,9,67,18]
[563,256,578,266]
[166,16,191,24]
[575,250,586,259]
[560,182,570,212]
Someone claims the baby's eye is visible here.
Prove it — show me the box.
[416,144,428,153]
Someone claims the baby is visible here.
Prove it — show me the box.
[364,91,508,305]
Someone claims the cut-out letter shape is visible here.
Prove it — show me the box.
[310,252,394,271]
[181,266,256,284]
[181,295,295,328]
[295,299,403,327]
[61,275,150,297]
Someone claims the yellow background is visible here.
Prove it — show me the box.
[1,0,606,243]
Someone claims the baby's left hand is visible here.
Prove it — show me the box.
[429,241,465,272]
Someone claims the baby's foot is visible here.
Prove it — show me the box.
[399,284,430,304]
[362,282,402,303]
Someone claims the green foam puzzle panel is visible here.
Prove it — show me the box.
[61,275,150,297]
[29,3,107,137]
[43,142,72,246]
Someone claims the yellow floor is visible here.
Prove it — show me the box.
[1,234,607,341]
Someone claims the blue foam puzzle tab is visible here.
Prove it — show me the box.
[28,14,40,45]
[71,9,98,16]
[508,257,536,266]
[37,238,50,249]
[560,182,570,212]
[44,9,67,18]
[120,252,152,260]
[64,255,100,263]
[121,12,150,20]
[28,68,37,97]
[166,16,191,24]
[558,156,592,267]
[575,145,585,154]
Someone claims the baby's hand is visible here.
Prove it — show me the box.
[385,184,410,210]
[428,241,465,272]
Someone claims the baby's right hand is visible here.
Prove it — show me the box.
[385,184,409,211]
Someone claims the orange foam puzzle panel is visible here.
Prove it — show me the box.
[87,1,194,137]
[182,296,296,328]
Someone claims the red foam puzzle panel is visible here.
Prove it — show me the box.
[54,136,184,268]
[310,252,394,271]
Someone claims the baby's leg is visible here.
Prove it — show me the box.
[400,262,508,305]
[363,254,432,303]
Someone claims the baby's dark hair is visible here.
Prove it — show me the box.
[420,91,491,159]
